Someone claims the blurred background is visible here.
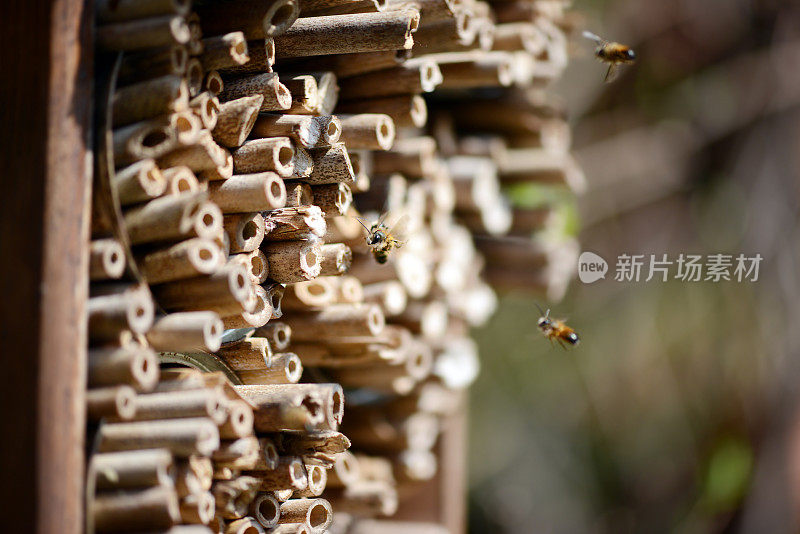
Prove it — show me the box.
[468,0,800,532]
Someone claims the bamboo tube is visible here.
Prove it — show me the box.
[130,389,229,424]
[87,385,137,421]
[88,346,159,391]
[277,499,332,532]
[263,206,326,241]
[274,11,419,58]
[283,431,350,457]
[262,240,322,283]
[118,45,188,85]
[88,284,155,340]
[90,239,126,281]
[146,311,224,352]
[326,480,397,516]
[251,493,281,528]
[219,399,256,439]
[298,0,381,16]
[114,159,167,206]
[309,73,339,115]
[282,303,384,340]
[362,281,407,316]
[284,182,314,207]
[92,484,181,532]
[92,449,174,490]
[96,0,190,23]
[98,418,220,457]
[225,517,265,534]
[234,385,324,432]
[174,456,212,496]
[124,192,223,245]
[138,238,223,284]
[337,114,395,151]
[282,74,319,115]
[189,93,221,131]
[290,49,407,79]
[158,131,230,173]
[253,322,291,351]
[273,279,335,311]
[432,53,515,89]
[184,58,204,98]
[255,438,280,471]
[411,8,474,52]
[231,250,270,284]
[392,300,448,341]
[202,32,250,71]
[208,173,287,213]
[293,465,327,498]
[238,353,303,385]
[113,113,194,167]
[97,15,190,51]
[212,95,264,148]
[325,451,360,488]
[232,138,295,176]
[304,144,355,185]
[249,456,308,491]
[113,75,189,127]
[311,183,351,217]
[218,73,292,112]
[335,275,364,304]
[318,244,352,276]
[336,94,426,128]
[224,213,267,254]
[197,0,300,39]
[251,115,340,149]
[371,136,437,177]
[212,476,261,519]
[163,168,200,198]
[338,61,441,99]
[207,70,225,96]
[180,491,216,524]
[202,149,235,181]
[151,263,253,316]
[213,437,260,470]
[216,337,272,371]
[220,38,276,76]
[278,383,343,429]
[492,22,541,53]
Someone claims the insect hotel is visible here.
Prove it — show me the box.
[1,0,582,532]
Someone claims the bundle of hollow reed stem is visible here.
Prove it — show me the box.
[89,0,582,531]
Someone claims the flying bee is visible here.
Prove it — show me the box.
[583,30,636,83]
[536,304,580,348]
[357,213,409,264]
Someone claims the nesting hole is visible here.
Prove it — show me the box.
[270,4,296,28]
[142,130,169,148]
[243,221,258,240]
[278,146,293,166]
[308,503,328,528]
[258,497,279,522]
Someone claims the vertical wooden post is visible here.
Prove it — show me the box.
[0,0,92,531]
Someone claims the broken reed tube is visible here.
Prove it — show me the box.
[146,311,224,352]
[312,183,352,217]
[273,11,420,58]
[319,243,352,276]
[234,384,325,432]
[218,72,292,112]
[251,114,341,149]
[212,95,264,148]
[201,32,250,71]
[305,144,356,185]
[264,206,326,241]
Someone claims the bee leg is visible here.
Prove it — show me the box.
[558,339,567,350]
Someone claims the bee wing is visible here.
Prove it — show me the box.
[582,30,605,45]
[604,63,620,83]
[388,214,410,243]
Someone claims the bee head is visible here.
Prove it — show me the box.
[373,231,386,243]
[537,317,552,329]
[625,49,636,61]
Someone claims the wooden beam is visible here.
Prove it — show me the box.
[0,0,92,531]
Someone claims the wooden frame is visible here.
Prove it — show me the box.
[0,0,92,531]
